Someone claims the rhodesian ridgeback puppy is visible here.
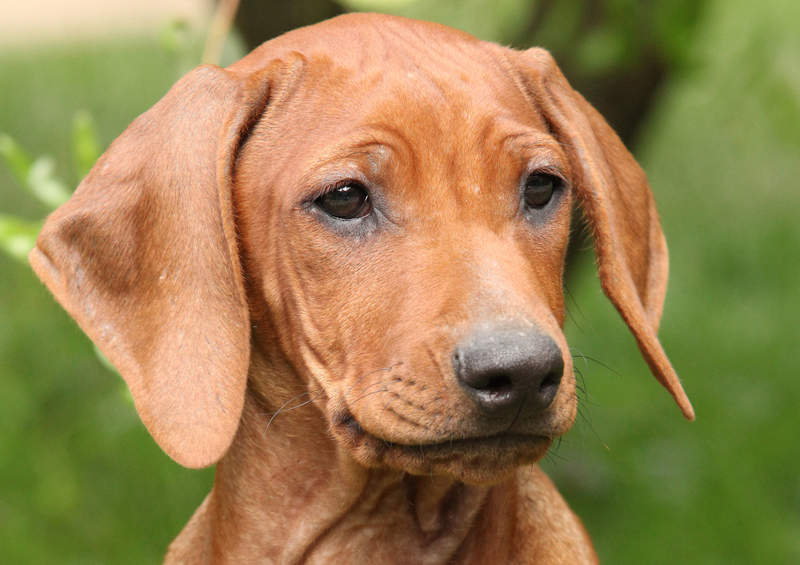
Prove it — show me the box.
[31,13,693,564]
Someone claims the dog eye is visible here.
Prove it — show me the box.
[523,173,560,209]
[315,182,371,219]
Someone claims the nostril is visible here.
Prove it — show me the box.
[472,372,515,406]
[480,373,513,394]
[539,371,560,394]
[537,370,562,406]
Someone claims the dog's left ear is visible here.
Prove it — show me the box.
[513,47,694,420]
[30,65,271,467]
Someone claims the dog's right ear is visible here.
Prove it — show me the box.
[30,65,271,468]
[511,47,694,420]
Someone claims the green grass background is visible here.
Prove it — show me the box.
[1,0,798,562]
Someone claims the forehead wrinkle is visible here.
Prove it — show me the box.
[297,126,410,190]
[505,136,568,171]
[374,18,488,77]
[479,117,568,171]
[481,116,551,148]
[354,123,416,171]
[299,145,388,188]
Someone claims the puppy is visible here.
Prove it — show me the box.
[31,13,692,563]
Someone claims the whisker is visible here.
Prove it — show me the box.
[264,390,318,434]
[543,448,569,466]
[563,285,585,331]
[271,395,320,415]
[573,367,595,406]
[348,386,390,406]
[263,362,403,433]
[570,348,591,372]
[341,361,404,396]
[570,351,620,377]
[506,385,530,433]
[573,392,608,451]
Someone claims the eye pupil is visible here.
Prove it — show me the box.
[316,183,370,219]
[524,174,557,209]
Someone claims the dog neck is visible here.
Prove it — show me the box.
[166,347,519,564]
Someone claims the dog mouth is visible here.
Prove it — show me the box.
[334,412,553,483]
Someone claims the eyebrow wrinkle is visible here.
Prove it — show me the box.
[296,124,416,193]
[355,123,418,174]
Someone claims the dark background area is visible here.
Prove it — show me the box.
[2,0,799,562]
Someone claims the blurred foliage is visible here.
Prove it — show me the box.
[340,0,540,47]
[0,134,70,209]
[338,0,704,66]
[71,111,101,180]
[0,214,39,262]
[0,115,96,262]
[1,0,799,563]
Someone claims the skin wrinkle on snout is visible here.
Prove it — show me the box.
[30,13,692,564]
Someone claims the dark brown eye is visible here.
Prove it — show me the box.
[523,173,558,209]
[315,183,371,219]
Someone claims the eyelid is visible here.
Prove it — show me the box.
[525,165,567,185]
[319,179,368,198]
[300,175,372,209]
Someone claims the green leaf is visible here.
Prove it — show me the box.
[159,18,191,55]
[71,110,100,180]
[27,156,70,209]
[0,133,70,209]
[0,133,34,188]
[0,214,41,261]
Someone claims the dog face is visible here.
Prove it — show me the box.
[30,14,692,479]
[235,43,576,482]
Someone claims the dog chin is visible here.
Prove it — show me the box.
[332,414,553,485]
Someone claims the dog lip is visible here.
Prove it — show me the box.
[336,411,549,454]
[341,413,364,436]
[377,432,551,456]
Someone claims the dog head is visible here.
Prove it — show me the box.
[30,14,692,483]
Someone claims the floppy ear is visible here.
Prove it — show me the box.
[514,48,694,420]
[29,65,271,467]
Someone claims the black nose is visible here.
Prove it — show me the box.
[452,326,563,416]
